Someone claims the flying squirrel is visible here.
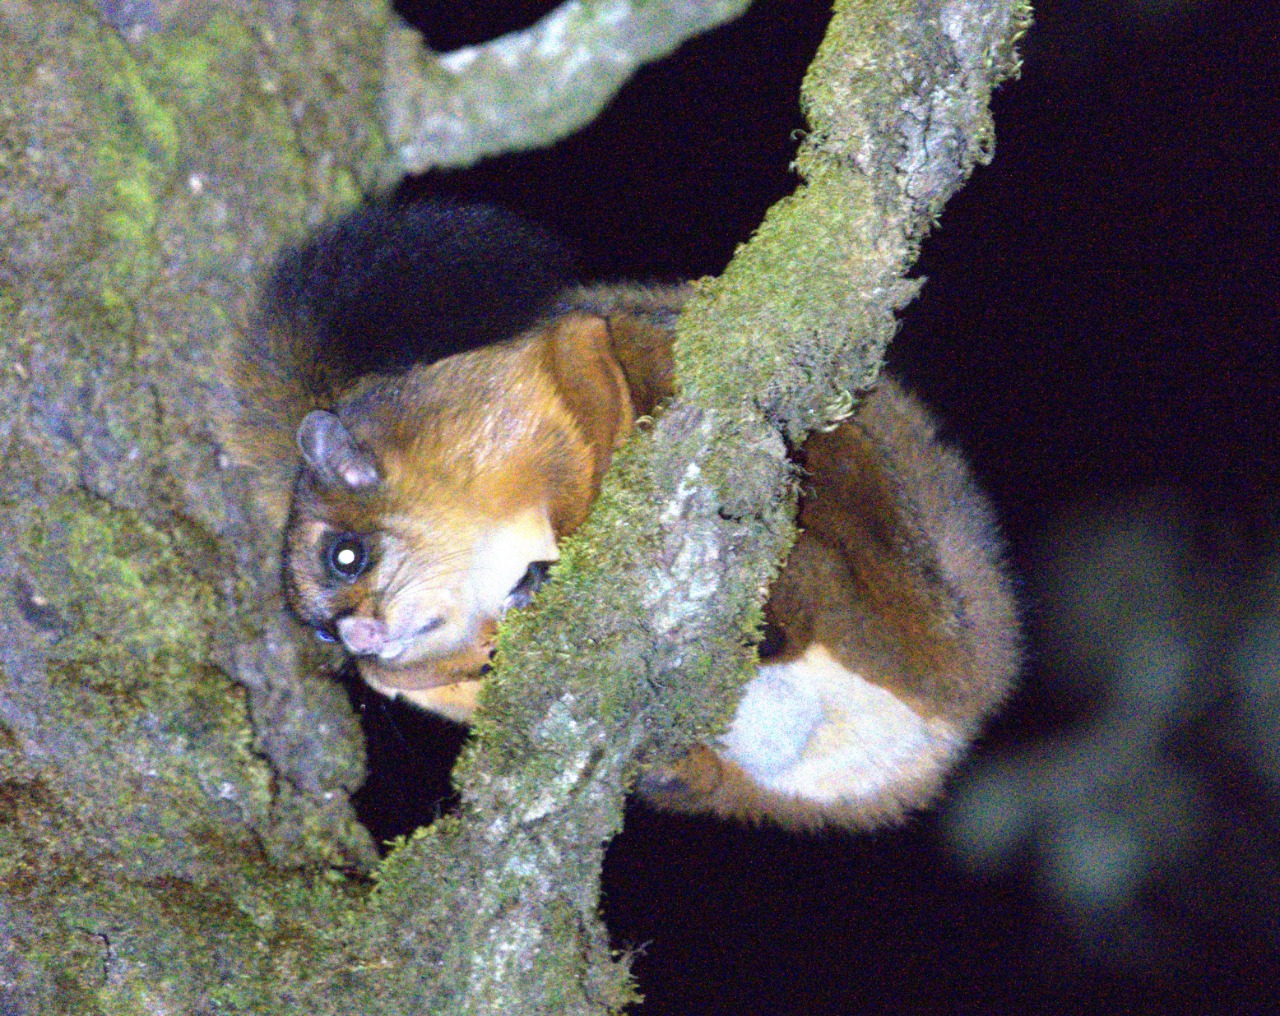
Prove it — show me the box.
[220,201,1020,832]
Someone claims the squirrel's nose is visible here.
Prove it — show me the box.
[337,616,389,655]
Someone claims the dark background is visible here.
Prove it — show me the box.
[351,2,1280,1012]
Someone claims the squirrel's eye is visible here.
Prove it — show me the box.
[326,534,368,581]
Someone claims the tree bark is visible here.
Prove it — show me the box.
[0,0,1028,1012]
[384,0,756,171]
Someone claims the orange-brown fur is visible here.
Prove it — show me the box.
[641,382,1019,828]
[222,236,1018,832]
[279,319,628,681]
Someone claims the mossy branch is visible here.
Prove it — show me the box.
[0,0,1026,1012]
[384,0,754,171]
[361,0,1030,1010]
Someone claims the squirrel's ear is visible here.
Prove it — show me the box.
[296,411,380,490]
[542,315,635,491]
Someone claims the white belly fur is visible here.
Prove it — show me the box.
[716,644,962,806]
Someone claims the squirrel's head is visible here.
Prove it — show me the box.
[282,315,634,720]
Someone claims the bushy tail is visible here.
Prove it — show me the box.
[216,200,578,521]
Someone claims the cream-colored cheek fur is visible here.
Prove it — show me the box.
[715,644,963,807]
[363,533,466,661]
[469,508,559,618]
[371,508,558,666]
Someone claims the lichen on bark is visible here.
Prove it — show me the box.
[383,0,756,171]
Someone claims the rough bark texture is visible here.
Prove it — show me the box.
[385,0,756,171]
[0,0,1028,1012]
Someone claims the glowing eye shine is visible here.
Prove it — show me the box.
[326,534,367,581]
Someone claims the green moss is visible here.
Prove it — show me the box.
[105,38,181,170]
[329,167,363,209]
[10,849,361,1015]
[675,171,892,439]
[21,494,217,701]
[51,930,105,1016]
[70,24,175,293]
[149,29,221,108]
[0,2,399,1010]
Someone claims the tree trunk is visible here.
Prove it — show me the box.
[0,0,1028,1012]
